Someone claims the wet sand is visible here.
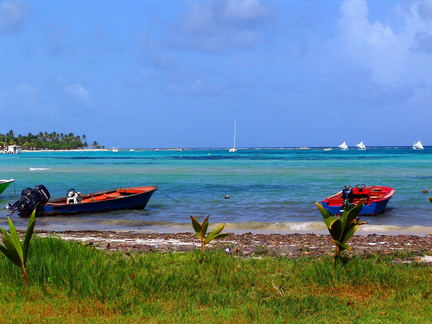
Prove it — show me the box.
[36,230,432,259]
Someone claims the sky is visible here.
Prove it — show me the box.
[1,0,432,149]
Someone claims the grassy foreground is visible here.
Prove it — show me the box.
[1,236,432,323]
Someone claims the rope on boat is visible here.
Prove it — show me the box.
[157,189,180,202]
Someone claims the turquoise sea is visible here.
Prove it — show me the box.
[1,147,432,235]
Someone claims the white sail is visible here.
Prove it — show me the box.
[338,141,348,150]
[413,140,424,150]
[228,121,237,152]
[356,141,366,150]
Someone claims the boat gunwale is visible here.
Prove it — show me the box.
[0,179,15,184]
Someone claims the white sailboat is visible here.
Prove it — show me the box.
[338,141,348,150]
[228,121,237,152]
[413,140,424,150]
[356,141,366,150]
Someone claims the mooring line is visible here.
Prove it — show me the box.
[157,189,180,202]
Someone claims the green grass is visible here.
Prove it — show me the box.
[0,236,432,323]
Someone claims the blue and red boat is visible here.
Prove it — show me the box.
[321,184,395,216]
[5,185,157,217]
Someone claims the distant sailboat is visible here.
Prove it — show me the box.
[356,141,366,150]
[413,140,424,150]
[229,121,237,152]
[338,141,348,150]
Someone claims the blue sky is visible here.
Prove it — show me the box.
[1,0,431,148]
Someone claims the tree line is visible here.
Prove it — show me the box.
[0,130,103,150]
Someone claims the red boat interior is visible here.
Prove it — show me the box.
[48,186,157,205]
[324,185,390,206]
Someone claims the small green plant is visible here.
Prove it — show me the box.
[0,209,36,285]
[190,215,230,252]
[315,201,367,259]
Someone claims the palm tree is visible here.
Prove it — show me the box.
[92,141,100,149]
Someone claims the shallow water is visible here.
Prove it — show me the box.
[1,147,431,234]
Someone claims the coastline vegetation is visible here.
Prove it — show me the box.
[1,236,431,322]
[0,130,104,150]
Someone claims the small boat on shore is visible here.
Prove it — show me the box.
[321,184,395,216]
[5,185,157,217]
[0,179,15,194]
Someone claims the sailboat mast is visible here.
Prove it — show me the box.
[233,121,236,149]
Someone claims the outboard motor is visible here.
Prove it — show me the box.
[5,185,50,217]
[341,185,354,203]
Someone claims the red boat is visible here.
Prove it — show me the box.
[5,185,157,217]
[321,184,395,216]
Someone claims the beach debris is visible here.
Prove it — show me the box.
[423,189,428,193]
[418,255,432,263]
[224,195,230,199]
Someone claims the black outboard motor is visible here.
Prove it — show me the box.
[5,185,50,217]
[341,185,354,203]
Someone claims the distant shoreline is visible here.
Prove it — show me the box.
[20,146,429,153]
[22,149,110,153]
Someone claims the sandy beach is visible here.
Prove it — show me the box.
[35,230,432,260]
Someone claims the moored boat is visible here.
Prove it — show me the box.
[228,121,237,152]
[5,185,157,217]
[0,179,15,194]
[321,184,395,215]
[356,141,366,150]
[413,140,424,150]
[338,141,348,150]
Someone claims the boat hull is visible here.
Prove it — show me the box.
[42,186,157,216]
[321,185,395,216]
[0,179,15,194]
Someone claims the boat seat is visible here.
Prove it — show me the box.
[354,194,369,199]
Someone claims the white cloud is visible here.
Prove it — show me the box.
[0,0,27,34]
[54,78,91,104]
[335,0,398,80]
[175,0,271,52]
[327,0,432,105]
[64,83,91,103]
[402,0,432,54]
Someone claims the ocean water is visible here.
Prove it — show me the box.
[1,147,432,235]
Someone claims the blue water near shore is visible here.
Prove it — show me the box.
[1,147,432,235]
